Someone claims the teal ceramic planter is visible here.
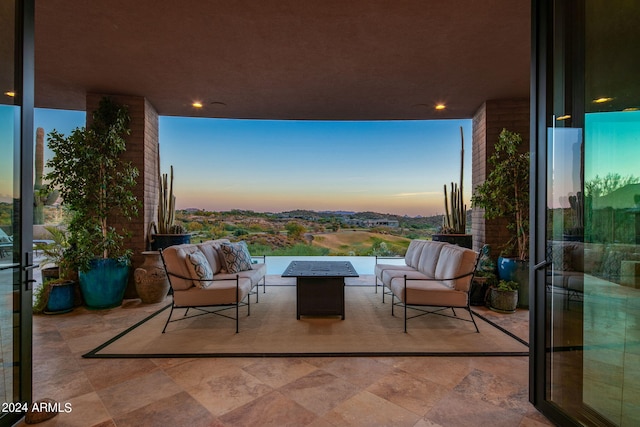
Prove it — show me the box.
[79,259,130,309]
[45,281,75,314]
[498,256,529,308]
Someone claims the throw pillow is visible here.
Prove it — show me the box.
[220,241,253,274]
[185,250,213,288]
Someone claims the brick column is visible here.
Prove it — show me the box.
[471,99,529,259]
[86,94,159,298]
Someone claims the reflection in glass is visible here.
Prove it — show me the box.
[0,105,18,414]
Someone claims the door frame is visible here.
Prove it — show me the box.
[0,1,34,426]
[529,1,583,425]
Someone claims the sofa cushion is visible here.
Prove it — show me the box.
[162,244,204,291]
[214,263,266,286]
[220,241,253,273]
[197,239,229,274]
[185,250,214,288]
[404,240,426,268]
[390,278,468,307]
[382,269,431,287]
[172,278,252,307]
[435,245,477,292]
[374,263,415,282]
[416,241,446,277]
[548,242,575,271]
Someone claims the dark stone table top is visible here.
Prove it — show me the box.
[282,261,359,278]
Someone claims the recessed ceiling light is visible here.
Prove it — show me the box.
[210,101,227,107]
[435,104,446,110]
[4,91,15,97]
[192,102,203,108]
[593,97,613,104]
[623,107,639,112]
[556,115,571,121]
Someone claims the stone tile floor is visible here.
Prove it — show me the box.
[19,277,552,427]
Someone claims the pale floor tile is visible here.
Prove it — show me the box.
[316,357,396,388]
[218,390,317,427]
[425,390,525,427]
[163,357,250,390]
[96,370,183,417]
[392,356,474,388]
[323,390,421,427]
[243,358,319,388]
[366,368,449,416]
[279,370,360,416]
[112,391,221,427]
[186,367,273,416]
[15,392,111,427]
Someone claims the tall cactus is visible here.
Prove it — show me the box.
[157,162,177,234]
[442,126,467,234]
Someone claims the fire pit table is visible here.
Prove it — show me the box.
[282,260,359,319]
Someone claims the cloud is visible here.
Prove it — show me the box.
[392,191,440,198]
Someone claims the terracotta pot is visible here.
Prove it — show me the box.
[134,251,170,304]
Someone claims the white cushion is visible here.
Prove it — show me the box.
[185,249,214,288]
[417,241,446,277]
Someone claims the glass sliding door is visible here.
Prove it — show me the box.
[1,1,34,426]
[533,1,640,426]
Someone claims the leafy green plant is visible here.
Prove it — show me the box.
[34,226,75,279]
[472,128,529,260]
[45,97,140,272]
[496,279,518,292]
[32,282,48,314]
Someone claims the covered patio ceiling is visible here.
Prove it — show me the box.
[32,0,530,121]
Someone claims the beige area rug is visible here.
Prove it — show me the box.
[85,278,529,358]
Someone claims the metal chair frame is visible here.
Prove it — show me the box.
[159,249,251,333]
[390,252,481,333]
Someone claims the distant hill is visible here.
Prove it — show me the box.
[182,208,472,231]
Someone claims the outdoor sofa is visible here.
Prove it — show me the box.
[546,240,640,306]
[375,240,480,332]
[159,238,266,333]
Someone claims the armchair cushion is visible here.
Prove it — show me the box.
[185,250,214,288]
[220,241,253,273]
[390,278,468,307]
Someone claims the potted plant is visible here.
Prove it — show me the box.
[471,128,529,307]
[489,280,519,313]
[469,244,498,306]
[33,226,77,314]
[35,226,68,281]
[45,97,140,309]
[433,126,472,248]
[148,164,191,250]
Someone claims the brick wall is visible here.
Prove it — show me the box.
[86,94,159,297]
[471,99,530,258]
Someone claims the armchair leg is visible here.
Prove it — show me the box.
[162,304,175,333]
[391,292,395,316]
[235,275,240,333]
[404,275,407,333]
[468,307,479,333]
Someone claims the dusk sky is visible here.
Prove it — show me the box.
[27,108,473,217]
[2,107,637,217]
